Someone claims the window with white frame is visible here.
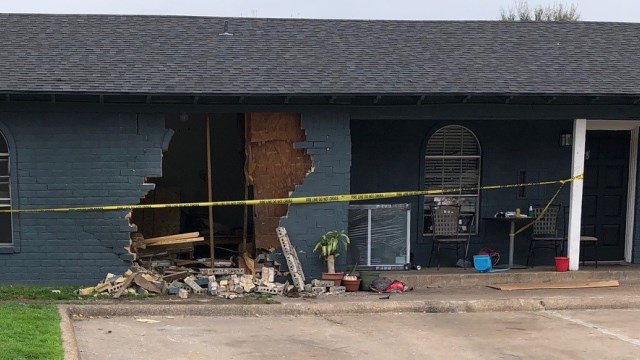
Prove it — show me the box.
[423,125,481,235]
[0,133,11,244]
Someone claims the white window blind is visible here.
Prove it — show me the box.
[0,133,12,245]
[424,125,480,235]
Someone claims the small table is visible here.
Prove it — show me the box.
[483,217,534,269]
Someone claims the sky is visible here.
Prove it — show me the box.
[0,0,637,22]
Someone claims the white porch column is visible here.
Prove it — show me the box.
[568,119,587,270]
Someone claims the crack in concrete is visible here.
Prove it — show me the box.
[544,311,640,347]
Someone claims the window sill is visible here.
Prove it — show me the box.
[0,246,17,254]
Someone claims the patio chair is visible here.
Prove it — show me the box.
[427,205,472,270]
[526,204,564,267]
[563,207,599,268]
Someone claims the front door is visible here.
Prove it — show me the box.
[582,131,630,261]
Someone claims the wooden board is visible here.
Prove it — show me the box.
[488,280,619,291]
[145,232,200,245]
[145,237,204,247]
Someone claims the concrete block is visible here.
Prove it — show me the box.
[256,286,283,295]
[261,267,275,283]
[329,286,346,294]
[200,268,245,276]
[178,288,189,299]
[184,276,206,295]
[311,286,326,294]
[312,279,335,287]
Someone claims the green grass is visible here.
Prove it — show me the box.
[0,286,79,301]
[0,304,63,360]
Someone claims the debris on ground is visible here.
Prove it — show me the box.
[79,227,408,299]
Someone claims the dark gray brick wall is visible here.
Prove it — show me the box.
[279,112,351,280]
[0,111,171,285]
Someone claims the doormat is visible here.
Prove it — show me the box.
[487,279,619,291]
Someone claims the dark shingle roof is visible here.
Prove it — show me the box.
[1,13,639,96]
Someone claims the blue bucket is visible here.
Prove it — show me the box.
[473,255,492,273]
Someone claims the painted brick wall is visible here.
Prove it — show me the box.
[0,111,171,285]
[351,119,574,267]
[279,112,351,280]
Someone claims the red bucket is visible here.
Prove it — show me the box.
[555,257,569,272]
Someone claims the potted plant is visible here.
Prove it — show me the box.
[342,264,361,292]
[313,230,350,286]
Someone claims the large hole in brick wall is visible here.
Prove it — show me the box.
[131,113,249,261]
[130,112,311,263]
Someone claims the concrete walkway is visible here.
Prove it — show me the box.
[60,283,640,359]
[73,309,640,359]
[64,283,640,317]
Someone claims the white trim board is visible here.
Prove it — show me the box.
[587,120,640,131]
[586,120,639,263]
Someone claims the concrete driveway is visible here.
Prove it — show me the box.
[74,309,640,359]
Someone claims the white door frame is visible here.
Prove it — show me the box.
[586,120,640,263]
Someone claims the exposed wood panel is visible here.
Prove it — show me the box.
[246,113,312,249]
[131,187,180,238]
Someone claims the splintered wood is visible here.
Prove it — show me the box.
[277,227,305,291]
[246,113,312,250]
[488,280,619,291]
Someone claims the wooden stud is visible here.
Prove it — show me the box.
[206,115,215,268]
[242,113,250,253]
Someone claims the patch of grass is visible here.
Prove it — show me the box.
[0,304,63,360]
[0,286,79,301]
[252,292,280,304]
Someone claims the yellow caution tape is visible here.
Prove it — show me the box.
[0,174,583,214]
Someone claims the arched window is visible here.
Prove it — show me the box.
[0,132,12,244]
[424,125,481,235]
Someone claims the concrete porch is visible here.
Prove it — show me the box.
[384,264,640,290]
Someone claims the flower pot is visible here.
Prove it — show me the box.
[342,278,361,292]
[321,272,344,286]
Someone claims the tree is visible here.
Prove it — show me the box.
[500,1,580,21]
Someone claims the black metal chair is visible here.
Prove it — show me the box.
[427,205,473,270]
[526,204,564,267]
[563,207,599,268]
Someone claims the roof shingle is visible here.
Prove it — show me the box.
[1,14,639,96]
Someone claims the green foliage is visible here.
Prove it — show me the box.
[313,230,350,259]
[0,304,63,360]
[348,263,358,276]
[500,1,580,21]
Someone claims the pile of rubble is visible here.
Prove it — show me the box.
[78,226,348,299]
[78,265,345,299]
